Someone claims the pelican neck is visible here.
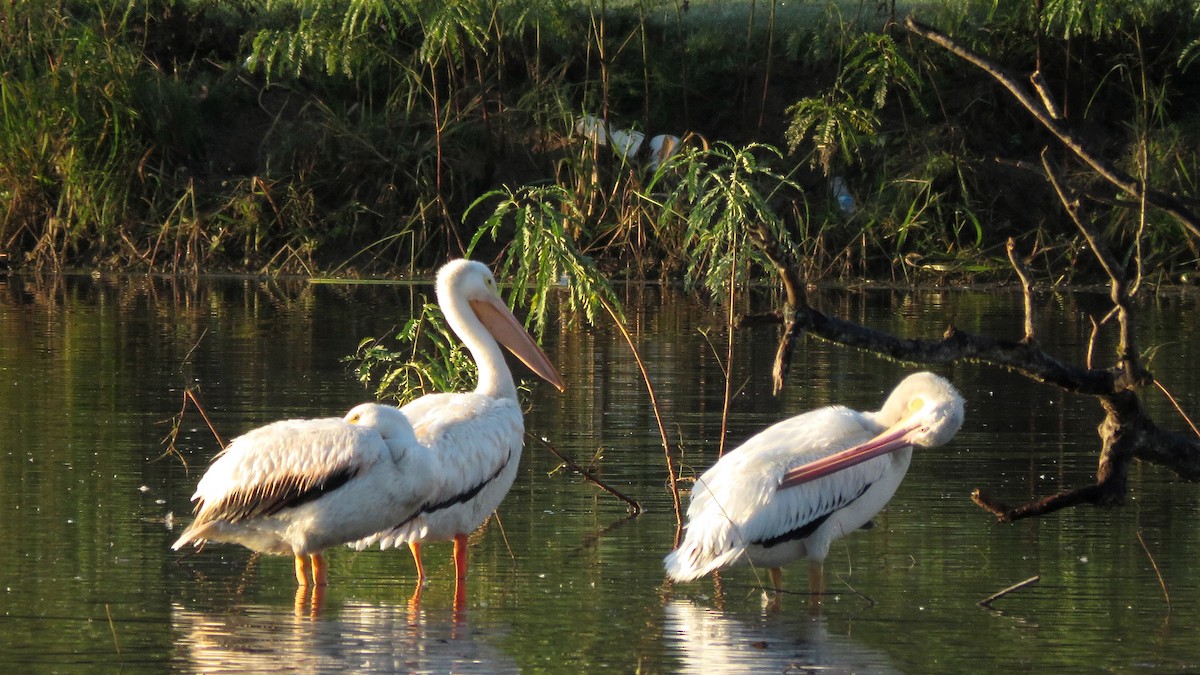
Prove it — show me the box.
[441,289,518,402]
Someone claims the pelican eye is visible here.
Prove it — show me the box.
[348,414,361,424]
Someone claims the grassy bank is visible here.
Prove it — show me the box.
[1,0,1197,285]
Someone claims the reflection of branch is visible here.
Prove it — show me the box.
[533,435,642,515]
[904,16,1200,239]
[570,513,640,556]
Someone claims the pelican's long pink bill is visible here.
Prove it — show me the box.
[778,423,918,489]
[469,298,566,392]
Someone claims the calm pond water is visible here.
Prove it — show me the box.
[2,273,1200,672]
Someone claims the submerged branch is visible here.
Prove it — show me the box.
[534,435,643,515]
[978,575,1040,608]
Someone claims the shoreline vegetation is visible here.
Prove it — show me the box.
[1,0,1198,289]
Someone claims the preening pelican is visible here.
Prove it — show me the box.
[173,403,435,591]
[664,372,964,605]
[351,259,565,605]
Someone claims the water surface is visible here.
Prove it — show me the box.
[2,275,1199,671]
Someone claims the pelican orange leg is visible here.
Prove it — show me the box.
[295,555,312,586]
[294,553,329,587]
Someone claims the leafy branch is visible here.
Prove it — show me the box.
[348,302,478,403]
[468,184,683,527]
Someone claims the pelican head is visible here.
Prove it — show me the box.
[780,372,964,488]
[876,371,965,449]
[344,403,416,442]
[437,259,502,304]
[436,259,565,395]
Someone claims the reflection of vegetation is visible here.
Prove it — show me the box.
[1,1,1196,282]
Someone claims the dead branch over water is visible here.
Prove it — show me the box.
[903,16,1200,239]
[747,213,1200,520]
[744,14,1200,527]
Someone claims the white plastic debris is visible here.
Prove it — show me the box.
[574,114,609,146]
[576,113,685,169]
[609,128,645,160]
[648,134,680,170]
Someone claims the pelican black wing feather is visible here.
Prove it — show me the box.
[198,466,360,524]
[753,482,871,548]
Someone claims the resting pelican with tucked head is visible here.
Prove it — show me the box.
[172,403,435,595]
[352,259,565,607]
[664,372,964,606]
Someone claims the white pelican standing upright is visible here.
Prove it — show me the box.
[352,259,565,606]
[172,403,436,596]
[664,372,964,606]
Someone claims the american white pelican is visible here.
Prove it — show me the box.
[664,372,964,604]
[351,259,565,605]
[173,403,435,591]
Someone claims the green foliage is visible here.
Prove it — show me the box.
[785,32,920,175]
[248,0,417,79]
[655,142,801,297]
[1177,4,1200,70]
[786,95,879,175]
[1,0,1198,284]
[467,184,621,332]
[348,301,478,402]
[1039,0,1180,39]
[0,1,144,268]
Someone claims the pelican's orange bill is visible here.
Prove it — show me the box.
[778,423,917,489]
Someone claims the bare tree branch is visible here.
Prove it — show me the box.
[1005,238,1036,343]
[1040,150,1146,385]
[903,15,1200,240]
[742,221,1200,522]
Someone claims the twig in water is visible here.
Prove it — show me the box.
[599,297,677,529]
[105,603,122,659]
[534,435,642,515]
[493,512,515,563]
[185,389,225,448]
[1154,380,1200,438]
[161,388,226,471]
[1136,529,1171,611]
[978,575,1040,608]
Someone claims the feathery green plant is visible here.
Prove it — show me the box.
[348,301,478,403]
[785,32,921,176]
[467,183,621,333]
[655,141,801,298]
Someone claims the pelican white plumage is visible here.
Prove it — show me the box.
[664,372,964,604]
[172,403,436,591]
[351,259,565,605]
